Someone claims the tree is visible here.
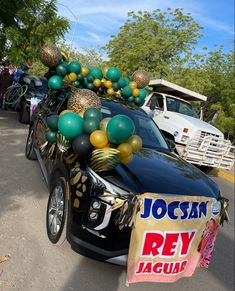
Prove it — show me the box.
[104,8,202,76]
[0,0,69,65]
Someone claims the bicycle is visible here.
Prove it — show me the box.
[2,83,28,110]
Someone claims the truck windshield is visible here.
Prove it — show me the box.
[166,97,199,118]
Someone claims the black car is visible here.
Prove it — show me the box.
[18,75,49,124]
[25,89,220,265]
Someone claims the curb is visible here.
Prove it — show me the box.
[212,169,235,184]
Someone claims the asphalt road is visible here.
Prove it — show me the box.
[0,109,234,291]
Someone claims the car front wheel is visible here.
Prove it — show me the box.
[46,177,68,245]
[25,126,37,160]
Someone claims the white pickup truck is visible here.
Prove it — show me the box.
[142,79,234,170]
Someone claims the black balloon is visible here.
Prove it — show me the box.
[72,134,93,156]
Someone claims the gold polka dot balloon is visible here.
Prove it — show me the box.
[39,44,62,68]
[67,89,101,115]
[131,70,150,89]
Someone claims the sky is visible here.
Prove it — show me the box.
[56,0,234,54]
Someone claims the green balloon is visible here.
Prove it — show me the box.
[107,114,135,144]
[139,89,147,100]
[84,108,102,120]
[83,77,89,87]
[73,80,81,88]
[61,61,69,70]
[122,86,133,98]
[117,77,127,88]
[48,75,63,90]
[90,67,103,79]
[56,64,67,77]
[77,74,83,81]
[58,112,84,140]
[83,117,100,134]
[68,61,81,74]
[45,130,57,143]
[128,96,134,102]
[106,67,121,82]
[87,74,94,82]
[46,115,59,131]
[86,83,94,90]
[134,97,145,106]
[112,82,120,90]
[123,77,130,85]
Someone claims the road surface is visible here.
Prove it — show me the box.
[0,110,234,291]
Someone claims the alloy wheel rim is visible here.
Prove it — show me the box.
[48,185,64,236]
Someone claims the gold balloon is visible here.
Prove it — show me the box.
[100,118,111,132]
[59,109,73,116]
[133,88,140,97]
[93,79,101,87]
[68,72,77,81]
[90,130,109,148]
[117,143,132,158]
[131,70,150,89]
[120,153,133,164]
[81,67,89,77]
[107,88,114,95]
[67,89,101,114]
[127,135,143,153]
[39,44,62,68]
[61,50,69,62]
[101,78,106,84]
[104,80,112,88]
[102,66,109,78]
[129,81,138,89]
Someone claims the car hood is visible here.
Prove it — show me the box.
[170,112,223,137]
[100,148,219,198]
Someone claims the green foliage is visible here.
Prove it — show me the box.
[0,0,69,65]
[104,8,202,76]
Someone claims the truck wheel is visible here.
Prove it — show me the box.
[25,126,37,160]
[19,101,30,124]
[46,177,68,245]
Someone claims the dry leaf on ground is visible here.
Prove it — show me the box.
[0,255,10,263]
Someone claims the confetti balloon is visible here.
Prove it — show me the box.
[67,89,101,115]
[39,44,62,68]
[68,61,81,74]
[106,67,121,82]
[48,75,63,90]
[58,112,84,140]
[127,135,143,152]
[131,70,150,88]
[106,115,135,144]
[90,130,109,148]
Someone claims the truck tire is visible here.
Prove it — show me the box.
[19,101,30,124]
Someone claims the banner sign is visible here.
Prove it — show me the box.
[127,193,220,283]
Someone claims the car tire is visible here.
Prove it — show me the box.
[19,101,30,124]
[46,177,68,245]
[25,126,37,160]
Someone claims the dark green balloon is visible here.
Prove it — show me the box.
[90,67,103,79]
[56,64,67,77]
[68,61,81,74]
[73,80,81,88]
[72,134,93,156]
[58,112,83,140]
[87,74,94,82]
[123,77,130,85]
[48,75,63,90]
[84,108,102,120]
[45,130,57,143]
[86,83,94,90]
[77,74,83,81]
[112,82,120,90]
[61,61,69,70]
[83,117,100,134]
[106,67,121,82]
[128,96,134,102]
[107,114,135,144]
[117,77,127,88]
[134,97,145,106]
[83,78,89,87]
[46,114,59,131]
[139,89,147,100]
[122,86,133,98]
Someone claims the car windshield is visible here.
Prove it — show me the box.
[166,96,199,118]
[101,105,169,151]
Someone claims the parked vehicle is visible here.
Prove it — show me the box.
[142,79,234,170]
[18,75,49,124]
[25,89,222,265]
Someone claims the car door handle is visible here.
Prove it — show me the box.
[164,115,170,119]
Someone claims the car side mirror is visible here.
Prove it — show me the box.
[166,139,176,152]
[149,97,157,111]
